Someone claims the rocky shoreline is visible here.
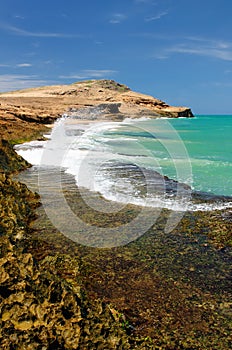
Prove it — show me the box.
[0,80,193,141]
[0,80,231,349]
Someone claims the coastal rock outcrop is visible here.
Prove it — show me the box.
[119,91,194,118]
[0,239,133,349]
[0,141,132,349]
[0,80,194,140]
[1,80,231,349]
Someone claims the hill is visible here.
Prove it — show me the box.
[0,79,193,141]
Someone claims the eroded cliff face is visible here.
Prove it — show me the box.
[0,80,194,140]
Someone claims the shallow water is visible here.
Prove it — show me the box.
[16,166,232,295]
[14,113,232,345]
[15,114,232,212]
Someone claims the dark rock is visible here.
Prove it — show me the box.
[98,103,121,114]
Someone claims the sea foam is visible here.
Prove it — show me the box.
[15,114,232,212]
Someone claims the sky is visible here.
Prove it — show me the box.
[1,0,232,114]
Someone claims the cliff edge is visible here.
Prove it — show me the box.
[0,79,194,141]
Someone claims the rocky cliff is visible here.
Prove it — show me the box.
[0,79,194,141]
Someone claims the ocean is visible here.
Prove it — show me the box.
[15,114,232,212]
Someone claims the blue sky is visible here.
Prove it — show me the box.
[1,0,232,113]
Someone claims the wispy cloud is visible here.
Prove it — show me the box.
[145,10,169,21]
[0,22,85,38]
[13,15,25,20]
[0,62,32,68]
[0,74,47,92]
[184,36,230,48]
[167,41,232,61]
[60,69,117,80]
[16,63,33,67]
[109,13,127,24]
[152,36,232,61]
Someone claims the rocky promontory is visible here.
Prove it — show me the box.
[0,80,231,349]
[0,79,194,141]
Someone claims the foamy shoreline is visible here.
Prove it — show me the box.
[15,115,232,213]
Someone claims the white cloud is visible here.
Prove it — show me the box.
[83,69,117,77]
[145,10,169,21]
[109,13,127,24]
[184,36,230,48]
[152,36,232,61]
[16,63,32,67]
[0,22,85,38]
[145,12,167,21]
[168,44,232,61]
[0,74,47,92]
[60,69,117,80]
[0,62,32,68]
[13,15,25,20]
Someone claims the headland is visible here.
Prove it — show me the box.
[0,80,231,349]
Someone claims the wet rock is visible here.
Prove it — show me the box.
[0,142,132,348]
[0,240,132,349]
[97,102,121,114]
[0,139,30,173]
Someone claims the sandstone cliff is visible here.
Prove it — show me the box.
[0,79,194,141]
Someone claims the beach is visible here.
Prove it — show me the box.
[0,81,231,349]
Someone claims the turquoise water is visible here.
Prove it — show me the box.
[168,115,232,196]
[16,114,232,211]
[102,115,232,197]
